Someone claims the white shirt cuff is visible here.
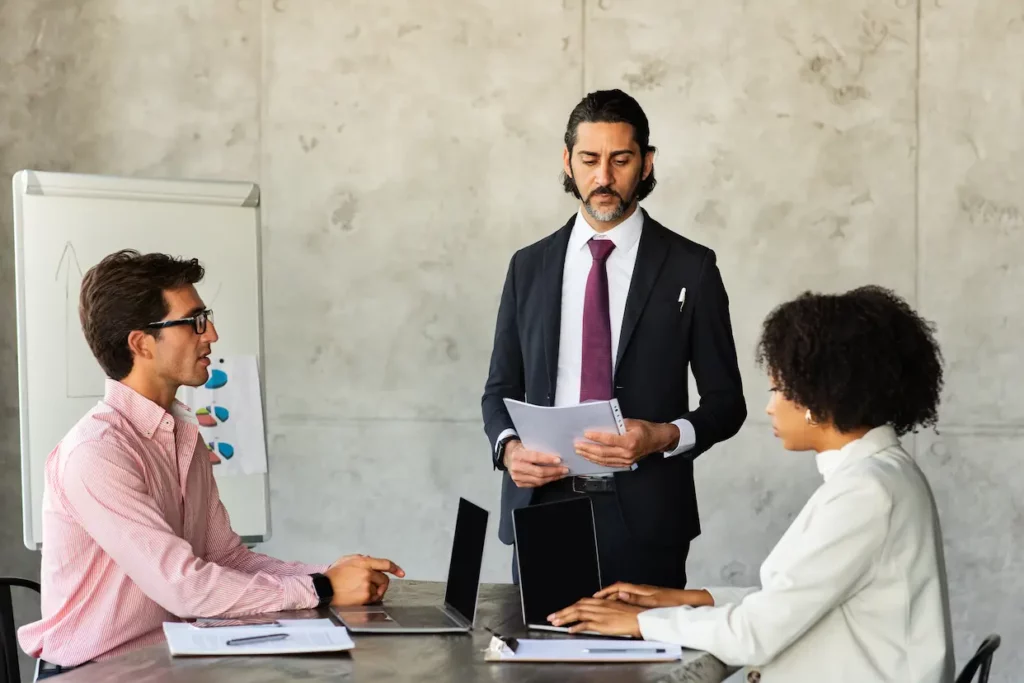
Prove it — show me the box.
[663,418,696,457]
[495,428,518,454]
[704,585,758,606]
[638,606,693,643]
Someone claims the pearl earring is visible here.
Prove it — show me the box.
[805,409,818,426]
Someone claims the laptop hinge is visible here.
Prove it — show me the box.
[440,603,471,629]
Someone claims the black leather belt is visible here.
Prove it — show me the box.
[561,475,616,494]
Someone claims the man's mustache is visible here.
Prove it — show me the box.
[587,186,623,202]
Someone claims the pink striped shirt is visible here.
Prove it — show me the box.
[18,380,328,666]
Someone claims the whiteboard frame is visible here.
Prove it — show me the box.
[13,172,31,549]
[12,170,271,549]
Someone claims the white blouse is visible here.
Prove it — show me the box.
[638,426,955,682]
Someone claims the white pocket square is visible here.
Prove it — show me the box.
[678,288,687,311]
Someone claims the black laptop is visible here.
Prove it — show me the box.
[513,497,610,634]
[332,497,488,633]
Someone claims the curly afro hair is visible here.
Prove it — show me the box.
[755,285,943,437]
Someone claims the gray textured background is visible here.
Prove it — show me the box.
[1,1,1020,681]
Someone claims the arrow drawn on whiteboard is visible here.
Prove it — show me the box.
[55,242,104,399]
[53,242,84,283]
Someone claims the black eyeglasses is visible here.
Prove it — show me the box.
[145,309,213,335]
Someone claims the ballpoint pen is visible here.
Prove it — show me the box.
[225,633,291,646]
[582,647,667,654]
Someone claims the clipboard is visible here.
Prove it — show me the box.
[484,635,682,663]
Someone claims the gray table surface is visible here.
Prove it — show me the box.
[55,580,731,683]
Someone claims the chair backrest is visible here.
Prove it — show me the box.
[0,577,41,683]
[956,634,1002,683]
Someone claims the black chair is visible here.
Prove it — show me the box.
[0,577,40,683]
[956,634,1001,683]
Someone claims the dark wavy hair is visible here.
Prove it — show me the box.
[755,286,943,436]
[80,249,205,380]
[561,89,657,201]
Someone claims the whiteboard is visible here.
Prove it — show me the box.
[13,170,271,549]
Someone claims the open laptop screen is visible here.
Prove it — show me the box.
[442,498,489,623]
[513,497,602,626]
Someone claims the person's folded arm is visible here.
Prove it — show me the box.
[638,475,891,666]
[678,250,747,459]
[60,441,319,618]
[201,454,328,576]
[702,586,758,606]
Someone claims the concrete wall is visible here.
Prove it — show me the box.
[1,1,1019,680]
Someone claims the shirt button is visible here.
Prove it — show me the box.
[747,671,761,683]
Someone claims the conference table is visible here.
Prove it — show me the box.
[56,580,733,683]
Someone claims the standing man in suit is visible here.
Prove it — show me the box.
[481,89,747,588]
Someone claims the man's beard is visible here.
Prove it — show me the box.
[579,180,639,222]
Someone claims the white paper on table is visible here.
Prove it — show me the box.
[190,618,337,630]
[484,637,682,662]
[163,622,354,656]
[275,619,337,629]
[178,354,268,476]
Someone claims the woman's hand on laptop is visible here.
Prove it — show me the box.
[325,554,405,606]
[594,582,714,609]
[546,598,644,637]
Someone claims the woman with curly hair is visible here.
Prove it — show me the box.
[549,286,954,683]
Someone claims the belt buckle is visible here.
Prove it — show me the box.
[572,475,611,494]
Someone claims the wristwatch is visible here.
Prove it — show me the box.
[494,435,518,471]
[310,572,334,608]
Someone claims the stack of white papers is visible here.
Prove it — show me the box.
[503,398,631,476]
[163,619,354,656]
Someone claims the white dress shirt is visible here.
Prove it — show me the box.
[638,426,955,682]
[497,205,696,457]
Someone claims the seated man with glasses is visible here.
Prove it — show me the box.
[19,250,403,679]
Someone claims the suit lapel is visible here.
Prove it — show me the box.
[541,218,574,406]
[615,212,669,375]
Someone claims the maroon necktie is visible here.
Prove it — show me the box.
[580,238,616,402]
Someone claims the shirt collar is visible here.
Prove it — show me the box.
[103,379,176,440]
[815,425,901,481]
[568,204,645,255]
